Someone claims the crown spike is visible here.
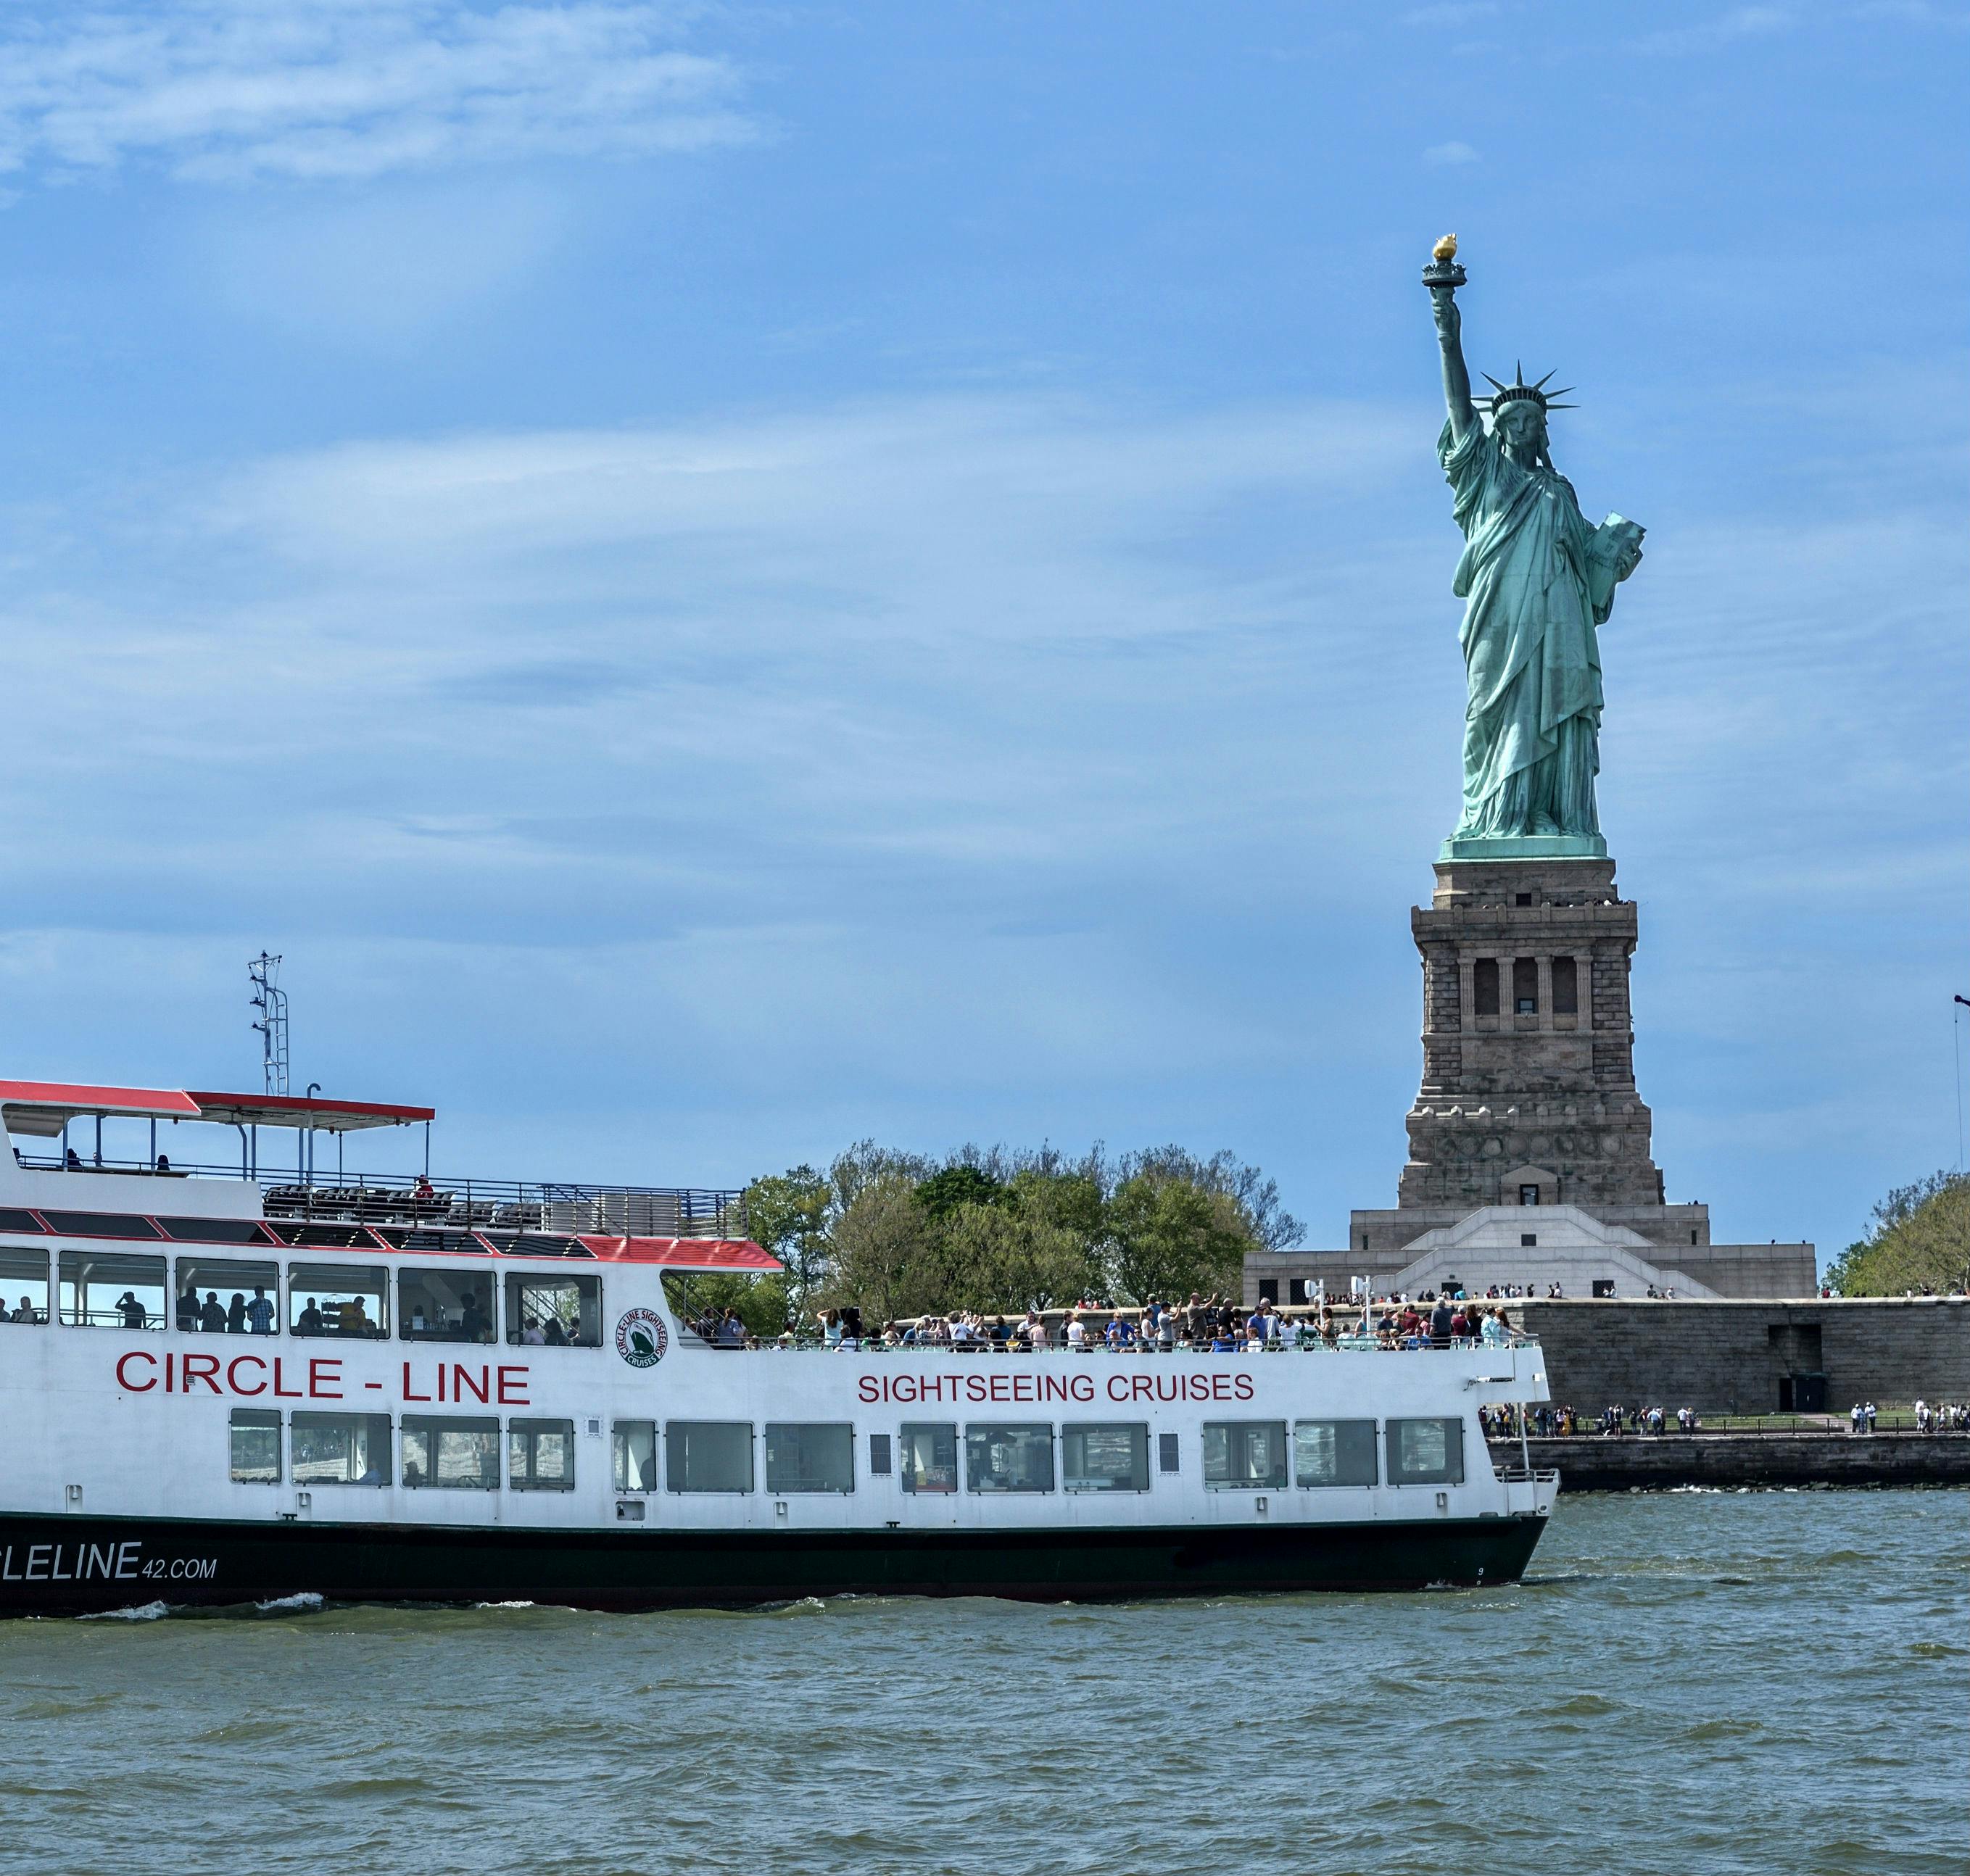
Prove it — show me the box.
[1531,370,1555,391]
[1481,373,1509,393]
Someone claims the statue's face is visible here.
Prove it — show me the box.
[1493,399,1547,452]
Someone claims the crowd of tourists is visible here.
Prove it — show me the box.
[677,1294,1530,1353]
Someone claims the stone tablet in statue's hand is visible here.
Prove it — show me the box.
[1600,513,1645,580]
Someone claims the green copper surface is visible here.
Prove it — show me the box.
[1426,251,1644,849]
[1438,832,1607,862]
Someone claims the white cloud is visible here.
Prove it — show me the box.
[1423,140,1479,165]
[1402,3,1500,23]
[0,1,758,184]
[1630,6,1792,55]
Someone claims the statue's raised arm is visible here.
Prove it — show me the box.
[1424,234,1477,441]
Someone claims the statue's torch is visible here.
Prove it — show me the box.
[1422,233,1466,292]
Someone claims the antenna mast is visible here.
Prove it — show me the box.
[249,952,289,1096]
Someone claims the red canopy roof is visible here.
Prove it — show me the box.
[577,1236,782,1271]
[0,1079,433,1138]
[0,1080,203,1135]
[185,1090,434,1132]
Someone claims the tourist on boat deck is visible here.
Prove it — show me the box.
[460,1291,487,1342]
[339,1295,373,1337]
[198,1291,226,1333]
[247,1287,276,1336]
[176,1284,200,1331]
[65,1148,81,1170]
[154,1153,171,1173]
[521,1316,546,1346]
[297,1296,325,1335]
[226,1292,248,1334]
[115,1290,146,1330]
[9,1295,38,1324]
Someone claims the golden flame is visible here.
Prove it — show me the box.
[1432,233,1459,263]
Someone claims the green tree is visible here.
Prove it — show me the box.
[1829,1171,1970,1296]
[940,1201,1096,1313]
[824,1176,940,1325]
[1104,1171,1253,1303]
[914,1163,1006,1221]
[741,1163,833,1327]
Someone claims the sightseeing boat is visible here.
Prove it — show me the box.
[0,1079,1558,1614]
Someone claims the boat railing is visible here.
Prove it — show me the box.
[679,1327,1544,1355]
[1489,1464,1561,1485]
[14,1153,747,1237]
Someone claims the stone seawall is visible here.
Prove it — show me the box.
[1489,1432,1970,1491]
[1512,1297,1970,1416]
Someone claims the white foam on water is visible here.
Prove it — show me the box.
[256,1592,325,1613]
[473,1600,537,1609]
[79,1600,170,1622]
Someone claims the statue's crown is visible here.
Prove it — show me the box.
[1478,362,1576,413]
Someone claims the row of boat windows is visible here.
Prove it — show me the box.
[224,1412,1468,1493]
[0,1248,601,1347]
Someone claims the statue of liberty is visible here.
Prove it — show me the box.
[1425,236,1645,854]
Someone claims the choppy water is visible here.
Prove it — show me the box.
[0,1490,1963,1876]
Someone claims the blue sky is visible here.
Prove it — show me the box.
[0,1,1962,1259]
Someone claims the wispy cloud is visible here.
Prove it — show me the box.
[1402,2,1500,24]
[1423,140,1479,165]
[0,1,758,184]
[1631,5,1793,56]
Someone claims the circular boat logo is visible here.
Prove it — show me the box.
[614,1307,669,1368]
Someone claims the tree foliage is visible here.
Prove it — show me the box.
[736,1139,1300,1327]
[1826,1170,1970,1297]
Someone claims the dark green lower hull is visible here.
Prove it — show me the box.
[0,1510,1549,1616]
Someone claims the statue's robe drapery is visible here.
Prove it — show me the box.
[1439,418,1631,839]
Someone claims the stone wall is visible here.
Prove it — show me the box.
[1514,1298,1970,1414]
[1489,1431,1970,1490]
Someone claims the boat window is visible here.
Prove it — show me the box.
[509,1418,576,1491]
[41,1211,162,1240]
[264,1222,378,1250]
[0,1247,49,1324]
[1158,1432,1180,1474]
[291,1411,390,1485]
[157,1218,270,1245]
[371,1227,482,1256]
[505,1272,600,1348]
[613,1421,658,1492]
[664,1421,753,1493]
[287,1263,389,1338]
[58,1249,165,1329]
[229,1408,281,1483]
[898,1424,958,1493]
[763,1423,855,1495]
[965,1423,1055,1494]
[1294,1419,1379,1487]
[1387,1416,1465,1485]
[0,1208,44,1234]
[173,1258,280,1336]
[1061,1423,1149,1493]
[1201,1421,1288,1491]
[402,1414,500,1490]
[399,1268,496,1344]
[481,1233,589,1258]
[868,1433,893,1477]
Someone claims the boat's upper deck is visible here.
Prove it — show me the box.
[0,1076,748,1242]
